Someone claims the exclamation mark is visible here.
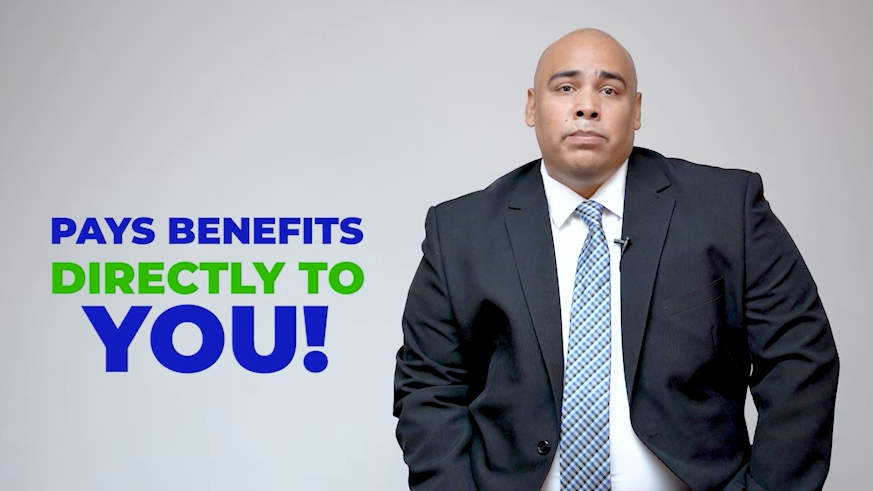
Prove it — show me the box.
[303,306,328,373]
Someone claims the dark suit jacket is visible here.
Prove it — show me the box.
[393,147,839,491]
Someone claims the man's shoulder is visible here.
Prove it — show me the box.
[431,158,541,217]
[636,147,753,180]
[632,147,757,200]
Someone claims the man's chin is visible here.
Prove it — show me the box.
[543,158,609,184]
[566,156,609,175]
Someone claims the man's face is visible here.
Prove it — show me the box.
[525,32,641,197]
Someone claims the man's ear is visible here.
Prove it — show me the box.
[633,92,642,130]
[525,88,536,128]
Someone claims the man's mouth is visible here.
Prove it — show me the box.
[566,129,605,144]
[568,129,603,137]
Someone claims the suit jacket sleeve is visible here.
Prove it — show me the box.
[393,206,477,491]
[740,172,839,491]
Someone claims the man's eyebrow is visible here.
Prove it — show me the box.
[547,70,581,84]
[596,70,627,87]
[546,69,628,87]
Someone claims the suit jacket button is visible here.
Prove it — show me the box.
[537,440,551,455]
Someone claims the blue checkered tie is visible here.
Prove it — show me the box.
[560,200,611,491]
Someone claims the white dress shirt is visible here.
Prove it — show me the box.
[538,161,690,491]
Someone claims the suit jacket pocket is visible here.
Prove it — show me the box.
[661,276,725,317]
[652,276,728,385]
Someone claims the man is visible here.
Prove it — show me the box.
[393,28,839,491]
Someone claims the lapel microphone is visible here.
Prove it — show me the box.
[614,237,631,255]
[614,237,630,272]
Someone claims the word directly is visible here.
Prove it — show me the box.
[51,217,364,245]
[52,262,364,295]
[84,304,330,373]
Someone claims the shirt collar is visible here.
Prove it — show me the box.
[539,158,627,228]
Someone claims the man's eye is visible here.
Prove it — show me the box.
[558,85,574,92]
[602,87,616,95]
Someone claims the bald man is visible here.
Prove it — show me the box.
[393,29,838,491]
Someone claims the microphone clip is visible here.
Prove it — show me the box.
[614,237,631,255]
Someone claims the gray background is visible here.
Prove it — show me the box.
[1,1,869,489]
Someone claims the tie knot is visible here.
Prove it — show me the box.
[575,200,604,227]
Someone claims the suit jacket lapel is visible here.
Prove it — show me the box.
[621,148,675,405]
[504,161,564,420]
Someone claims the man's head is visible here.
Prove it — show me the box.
[525,29,641,198]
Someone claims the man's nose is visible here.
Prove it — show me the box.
[574,94,600,120]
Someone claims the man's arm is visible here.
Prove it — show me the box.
[393,206,477,491]
[737,172,840,491]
